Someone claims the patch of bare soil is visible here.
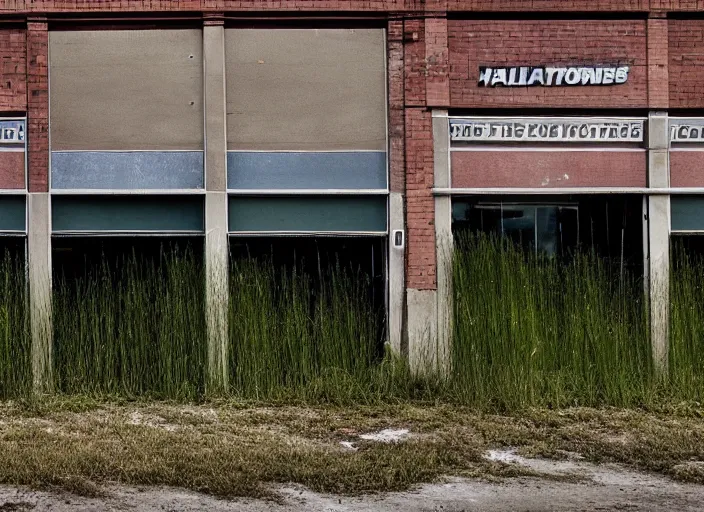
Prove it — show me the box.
[0,466,703,512]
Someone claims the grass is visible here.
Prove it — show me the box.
[52,247,206,399]
[0,401,701,498]
[0,249,30,398]
[451,233,653,409]
[1,233,703,409]
[670,242,704,403]
[228,257,421,404]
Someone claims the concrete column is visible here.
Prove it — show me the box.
[28,192,52,393]
[407,288,437,372]
[647,112,670,376]
[388,192,405,357]
[203,18,229,391]
[433,109,451,374]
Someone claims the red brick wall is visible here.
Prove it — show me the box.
[670,151,704,187]
[648,17,669,108]
[451,151,647,188]
[0,1,408,13]
[669,20,704,108]
[388,19,405,194]
[27,21,48,193]
[405,108,435,291]
[0,1,702,15]
[0,30,26,112]
[404,19,426,108]
[2,1,693,13]
[425,18,449,107]
[447,0,649,10]
[0,152,26,189]
[448,20,648,108]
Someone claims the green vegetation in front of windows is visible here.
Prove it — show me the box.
[451,233,654,409]
[669,240,704,401]
[52,248,207,399]
[0,250,30,398]
[1,235,704,407]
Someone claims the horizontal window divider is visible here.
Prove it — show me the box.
[50,189,206,195]
[0,190,26,195]
[51,149,204,153]
[226,189,389,196]
[435,187,704,196]
[671,230,704,234]
[450,147,646,152]
[0,231,26,236]
[0,148,26,153]
[228,231,388,237]
[226,149,386,153]
[52,231,204,237]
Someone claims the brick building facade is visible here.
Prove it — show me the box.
[0,1,702,384]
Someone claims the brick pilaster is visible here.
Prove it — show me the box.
[405,108,436,291]
[424,17,449,107]
[648,13,669,109]
[27,19,48,193]
[404,18,425,107]
[388,19,405,195]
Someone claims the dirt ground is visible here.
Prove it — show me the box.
[0,402,703,510]
[1,465,703,512]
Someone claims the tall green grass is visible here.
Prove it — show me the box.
[0,249,30,398]
[451,233,653,409]
[228,257,415,403]
[3,234,703,408]
[53,247,206,399]
[670,242,704,402]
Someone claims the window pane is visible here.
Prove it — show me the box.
[52,196,204,233]
[0,196,25,232]
[228,196,387,234]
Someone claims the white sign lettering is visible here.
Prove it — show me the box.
[450,119,644,143]
[478,66,630,87]
[671,124,704,142]
[0,120,24,144]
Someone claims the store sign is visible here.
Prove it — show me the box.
[450,118,644,143]
[478,66,630,87]
[0,120,25,144]
[671,122,704,142]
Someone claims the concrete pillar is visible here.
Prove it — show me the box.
[647,112,670,376]
[407,289,437,371]
[433,110,451,374]
[203,18,229,391]
[28,192,52,393]
[388,192,405,357]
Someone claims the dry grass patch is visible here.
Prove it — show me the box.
[0,401,702,499]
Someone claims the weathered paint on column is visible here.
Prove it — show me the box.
[204,16,229,391]
[647,112,670,376]
[407,289,437,372]
[388,192,405,357]
[28,192,52,393]
[433,109,451,374]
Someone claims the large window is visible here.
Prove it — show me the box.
[453,195,644,271]
[453,202,578,256]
